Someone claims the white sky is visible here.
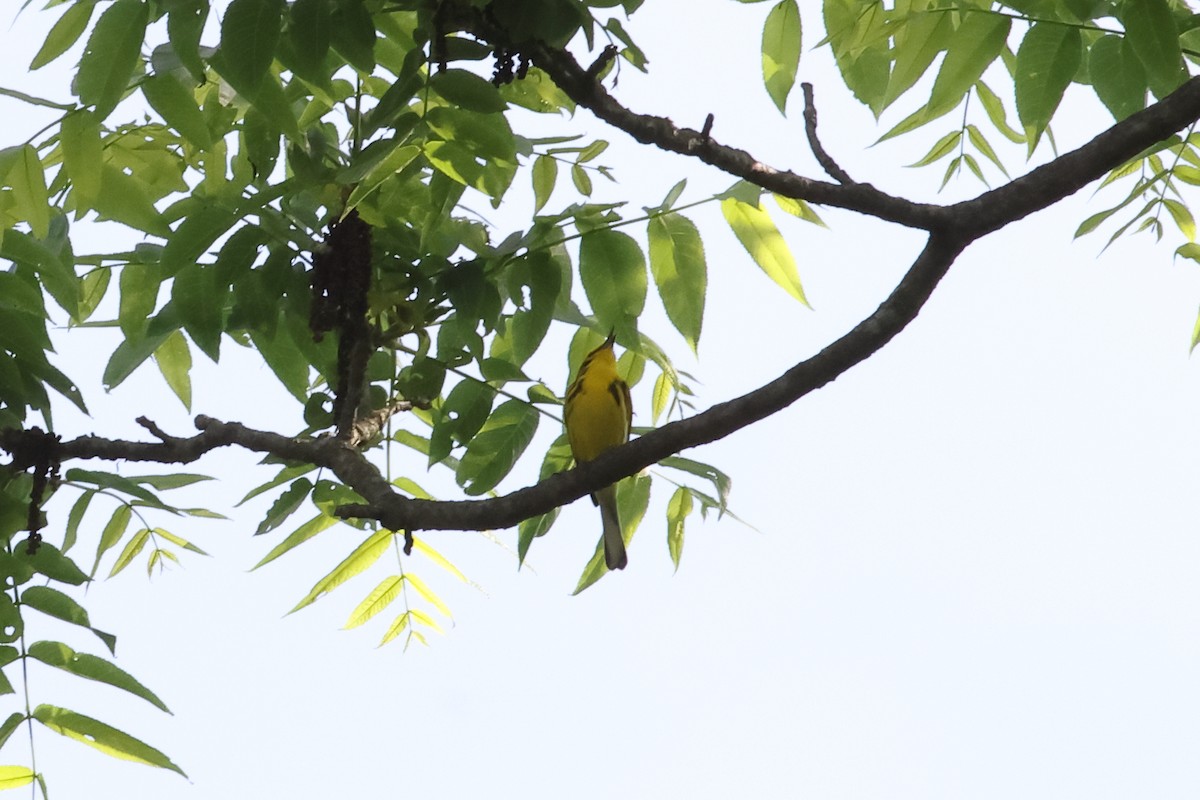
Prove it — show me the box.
[2,2,1199,799]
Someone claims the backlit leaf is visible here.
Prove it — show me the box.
[761,0,801,114]
[720,196,808,306]
[1015,22,1081,153]
[218,0,284,91]
[76,0,149,120]
[648,212,706,353]
[33,705,184,774]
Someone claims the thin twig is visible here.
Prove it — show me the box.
[802,83,854,185]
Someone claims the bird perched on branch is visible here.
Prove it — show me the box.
[564,331,632,570]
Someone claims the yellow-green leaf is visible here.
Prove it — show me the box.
[289,529,393,614]
[761,0,801,114]
[153,330,192,411]
[345,575,404,629]
[32,705,184,775]
[648,213,706,353]
[720,197,808,306]
[0,766,34,790]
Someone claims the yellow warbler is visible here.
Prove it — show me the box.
[564,331,631,570]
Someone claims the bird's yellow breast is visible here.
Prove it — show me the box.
[565,347,630,463]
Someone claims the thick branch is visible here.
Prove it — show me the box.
[475,19,1200,240]
[514,39,946,230]
[338,232,969,530]
[950,78,1200,236]
[7,34,1200,538]
[0,223,959,530]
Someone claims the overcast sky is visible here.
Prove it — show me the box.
[2,2,1198,799]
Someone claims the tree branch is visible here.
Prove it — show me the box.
[7,26,1200,541]
[802,82,855,185]
[511,37,947,230]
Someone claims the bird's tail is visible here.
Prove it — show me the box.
[596,484,628,571]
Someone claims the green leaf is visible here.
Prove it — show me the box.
[605,17,647,71]
[570,162,592,195]
[0,595,21,646]
[532,154,557,212]
[171,264,223,361]
[648,213,706,353]
[966,124,1010,178]
[104,327,173,391]
[32,705,184,774]
[579,229,648,338]
[76,0,149,120]
[28,641,168,711]
[287,0,332,82]
[218,0,284,91]
[153,330,192,410]
[404,573,452,619]
[0,714,26,751]
[378,611,411,647]
[761,0,801,114]
[407,608,444,634]
[64,490,95,554]
[95,165,173,237]
[20,542,89,586]
[78,266,111,323]
[774,194,826,226]
[975,80,1025,144]
[249,322,312,402]
[330,0,377,72]
[1089,34,1147,121]
[161,205,240,275]
[0,227,76,320]
[666,485,693,571]
[66,468,168,507]
[926,13,1010,118]
[143,73,213,149]
[0,766,34,790]
[1120,0,1185,99]
[1015,22,1081,153]
[20,586,116,654]
[430,380,495,466]
[344,144,421,213]
[253,512,339,569]
[661,456,732,511]
[256,478,314,535]
[168,0,209,84]
[61,110,103,212]
[344,575,403,629]
[289,529,393,614]
[91,503,132,576]
[720,196,808,306]
[412,537,468,583]
[1191,301,1200,353]
[651,370,672,425]
[906,130,962,168]
[504,250,562,365]
[822,0,889,115]
[431,69,507,113]
[8,146,50,240]
[517,438,573,564]
[455,400,539,495]
[150,527,208,555]
[1163,198,1196,241]
[884,8,953,109]
[239,464,319,506]
[31,0,95,70]
[108,528,150,577]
